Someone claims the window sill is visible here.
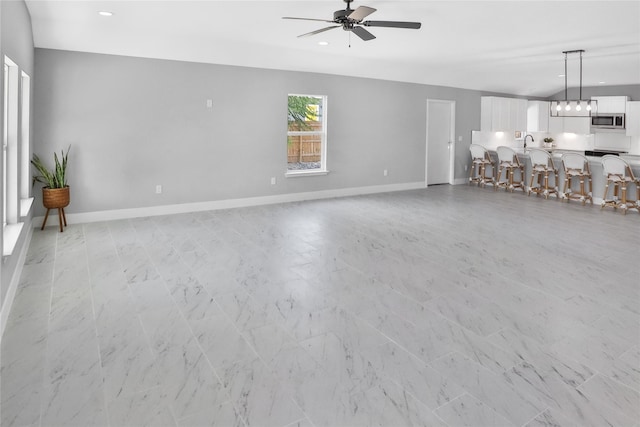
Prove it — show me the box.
[3,222,24,256]
[20,197,34,218]
[285,170,330,178]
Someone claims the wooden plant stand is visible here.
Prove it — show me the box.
[41,186,70,232]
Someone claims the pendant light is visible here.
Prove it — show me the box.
[550,50,597,117]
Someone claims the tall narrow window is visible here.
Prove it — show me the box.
[3,56,19,228]
[2,62,9,228]
[20,71,31,213]
[286,94,327,175]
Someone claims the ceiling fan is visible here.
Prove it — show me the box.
[283,0,422,42]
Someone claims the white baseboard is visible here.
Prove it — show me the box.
[453,178,468,185]
[34,181,426,226]
[0,221,33,341]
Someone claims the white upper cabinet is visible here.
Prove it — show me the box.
[527,101,549,132]
[626,101,640,136]
[481,96,527,131]
[592,96,629,114]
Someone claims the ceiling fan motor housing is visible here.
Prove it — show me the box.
[334,9,351,22]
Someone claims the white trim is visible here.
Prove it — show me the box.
[285,170,330,178]
[20,197,34,218]
[0,222,32,340]
[2,222,24,256]
[34,181,426,226]
[20,72,31,201]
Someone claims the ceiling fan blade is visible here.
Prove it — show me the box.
[283,17,335,23]
[348,6,376,22]
[352,26,376,41]
[363,20,422,29]
[298,26,341,38]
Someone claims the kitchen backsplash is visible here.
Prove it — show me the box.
[471,131,640,154]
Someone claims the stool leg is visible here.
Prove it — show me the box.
[543,171,549,199]
[508,167,514,192]
[602,179,611,209]
[41,208,51,230]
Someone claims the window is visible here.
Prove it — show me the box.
[3,61,9,228]
[286,94,327,175]
[3,56,23,256]
[20,71,32,215]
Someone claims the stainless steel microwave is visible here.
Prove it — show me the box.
[591,114,625,129]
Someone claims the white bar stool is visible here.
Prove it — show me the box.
[528,148,559,199]
[469,144,495,187]
[561,152,592,205]
[601,155,640,214]
[495,146,525,193]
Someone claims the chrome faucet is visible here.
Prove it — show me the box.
[524,134,534,150]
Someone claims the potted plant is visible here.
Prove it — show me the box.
[543,137,554,148]
[31,146,70,231]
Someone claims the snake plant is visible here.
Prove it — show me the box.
[31,146,70,189]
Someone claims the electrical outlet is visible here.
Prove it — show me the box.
[206,99,213,108]
[464,164,468,171]
[270,177,276,185]
[155,185,162,194]
[383,169,388,176]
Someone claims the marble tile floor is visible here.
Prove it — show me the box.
[1,184,639,427]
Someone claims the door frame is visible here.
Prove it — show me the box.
[425,99,456,186]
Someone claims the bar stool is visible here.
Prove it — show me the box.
[561,152,592,205]
[601,155,640,214]
[528,148,559,199]
[495,146,525,193]
[469,144,495,187]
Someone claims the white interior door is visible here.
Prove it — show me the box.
[426,99,455,186]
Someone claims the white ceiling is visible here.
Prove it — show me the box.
[24,0,640,97]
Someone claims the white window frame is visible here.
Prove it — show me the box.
[3,56,24,256]
[285,94,328,177]
[20,71,33,217]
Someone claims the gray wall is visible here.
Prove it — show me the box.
[34,49,483,215]
[1,0,35,316]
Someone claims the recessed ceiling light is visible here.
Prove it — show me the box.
[558,74,565,78]
[598,81,606,84]
[318,41,329,46]
[98,11,113,17]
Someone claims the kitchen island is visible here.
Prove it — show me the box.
[484,148,640,204]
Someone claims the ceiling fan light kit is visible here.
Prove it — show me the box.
[550,49,597,117]
[283,0,421,45]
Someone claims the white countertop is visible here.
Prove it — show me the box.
[491,148,640,167]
